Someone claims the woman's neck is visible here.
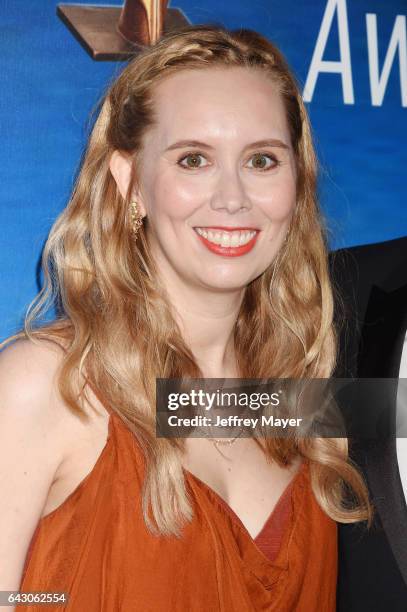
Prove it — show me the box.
[164,280,245,378]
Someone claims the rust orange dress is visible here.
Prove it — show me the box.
[20,409,337,611]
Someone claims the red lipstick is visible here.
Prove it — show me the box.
[194,227,260,257]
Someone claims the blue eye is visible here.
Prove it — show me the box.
[178,152,208,169]
[247,153,279,171]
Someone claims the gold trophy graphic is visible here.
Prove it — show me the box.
[57,0,190,61]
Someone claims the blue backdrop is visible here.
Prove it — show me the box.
[1,0,406,340]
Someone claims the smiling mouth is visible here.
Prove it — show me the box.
[194,227,259,247]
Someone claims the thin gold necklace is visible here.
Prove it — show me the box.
[203,426,245,458]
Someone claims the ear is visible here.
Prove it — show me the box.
[109,150,147,216]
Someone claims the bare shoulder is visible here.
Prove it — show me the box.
[0,336,112,589]
[0,336,108,443]
[0,337,78,589]
[0,337,71,433]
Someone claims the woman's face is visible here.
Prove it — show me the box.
[135,66,297,292]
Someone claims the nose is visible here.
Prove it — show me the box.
[209,166,251,214]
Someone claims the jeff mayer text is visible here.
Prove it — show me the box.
[168,415,303,428]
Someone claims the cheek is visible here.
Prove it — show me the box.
[148,175,205,222]
[255,176,296,222]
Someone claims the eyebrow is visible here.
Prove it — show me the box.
[164,138,290,152]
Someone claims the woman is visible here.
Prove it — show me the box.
[0,25,370,611]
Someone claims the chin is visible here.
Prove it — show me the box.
[197,273,257,293]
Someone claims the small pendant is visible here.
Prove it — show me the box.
[212,438,236,446]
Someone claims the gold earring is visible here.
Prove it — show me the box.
[130,201,143,240]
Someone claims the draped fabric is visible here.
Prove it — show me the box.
[20,410,337,611]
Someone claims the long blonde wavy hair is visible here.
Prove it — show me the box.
[2,24,371,535]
